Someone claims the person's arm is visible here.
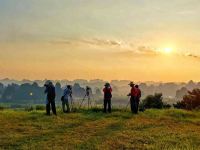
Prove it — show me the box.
[69,89,72,98]
[127,89,131,96]
[53,87,56,96]
[63,89,67,96]
[139,90,141,98]
[44,87,48,94]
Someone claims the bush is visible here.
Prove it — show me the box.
[176,88,200,110]
[141,93,163,109]
[173,101,186,109]
[24,106,34,112]
[0,105,5,111]
[139,103,145,112]
[163,103,171,109]
[35,105,45,110]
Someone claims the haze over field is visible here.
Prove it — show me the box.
[0,0,200,81]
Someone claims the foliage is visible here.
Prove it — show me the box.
[177,88,200,110]
[24,106,34,112]
[173,101,186,109]
[141,93,164,109]
[163,103,171,109]
[35,105,45,110]
[0,82,88,104]
[0,105,5,111]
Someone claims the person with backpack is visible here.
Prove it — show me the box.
[127,82,137,114]
[44,81,57,116]
[61,85,72,113]
[103,83,112,113]
[135,85,141,113]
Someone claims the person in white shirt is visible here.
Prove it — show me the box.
[62,85,72,113]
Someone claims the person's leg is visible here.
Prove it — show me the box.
[51,100,57,115]
[46,100,50,115]
[62,101,66,113]
[133,97,138,114]
[130,97,134,113]
[136,98,139,113]
[108,99,111,113]
[66,99,70,113]
[103,99,107,113]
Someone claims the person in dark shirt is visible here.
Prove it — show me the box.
[62,85,72,113]
[127,82,138,114]
[103,83,112,113]
[135,85,141,113]
[44,81,57,116]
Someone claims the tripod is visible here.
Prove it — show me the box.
[79,92,92,109]
[125,97,130,111]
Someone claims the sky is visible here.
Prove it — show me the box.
[0,0,200,82]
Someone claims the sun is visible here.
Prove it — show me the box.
[163,47,173,53]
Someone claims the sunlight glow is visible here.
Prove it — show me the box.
[164,47,173,53]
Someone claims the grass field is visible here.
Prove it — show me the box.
[0,108,200,150]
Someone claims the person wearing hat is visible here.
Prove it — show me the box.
[127,82,137,114]
[103,83,112,113]
[44,81,57,115]
[61,85,72,113]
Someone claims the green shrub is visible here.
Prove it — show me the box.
[141,93,163,109]
[139,103,145,112]
[0,105,5,111]
[35,105,45,110]
[173,101,186,109]
[24,106,34,112]
[163,103,171,109]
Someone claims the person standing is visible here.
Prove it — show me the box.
[103,83,112,113]
[135,85,141,113]
[61,85,72,113]
[127,82,137,114]
[44,81,57,116]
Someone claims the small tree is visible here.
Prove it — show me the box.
[181,89,200,110]
[141,93,163,109]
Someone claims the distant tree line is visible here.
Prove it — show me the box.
[1,79,200,99]
[0,82,102,104]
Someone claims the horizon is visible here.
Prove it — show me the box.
[0,77,198,84]
[0,0,200,81]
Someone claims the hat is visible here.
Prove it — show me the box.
[128,82,135,86]
[104,83,110,87]
[86,86,90,89]
[135,85,139,88]
[67,85,72,89]
[44,80,51,86]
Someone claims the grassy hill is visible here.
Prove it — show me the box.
[0,108,200,150]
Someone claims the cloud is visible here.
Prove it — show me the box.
[50,38,123,47]
[185,53,200,60]
[49,37,200,60]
